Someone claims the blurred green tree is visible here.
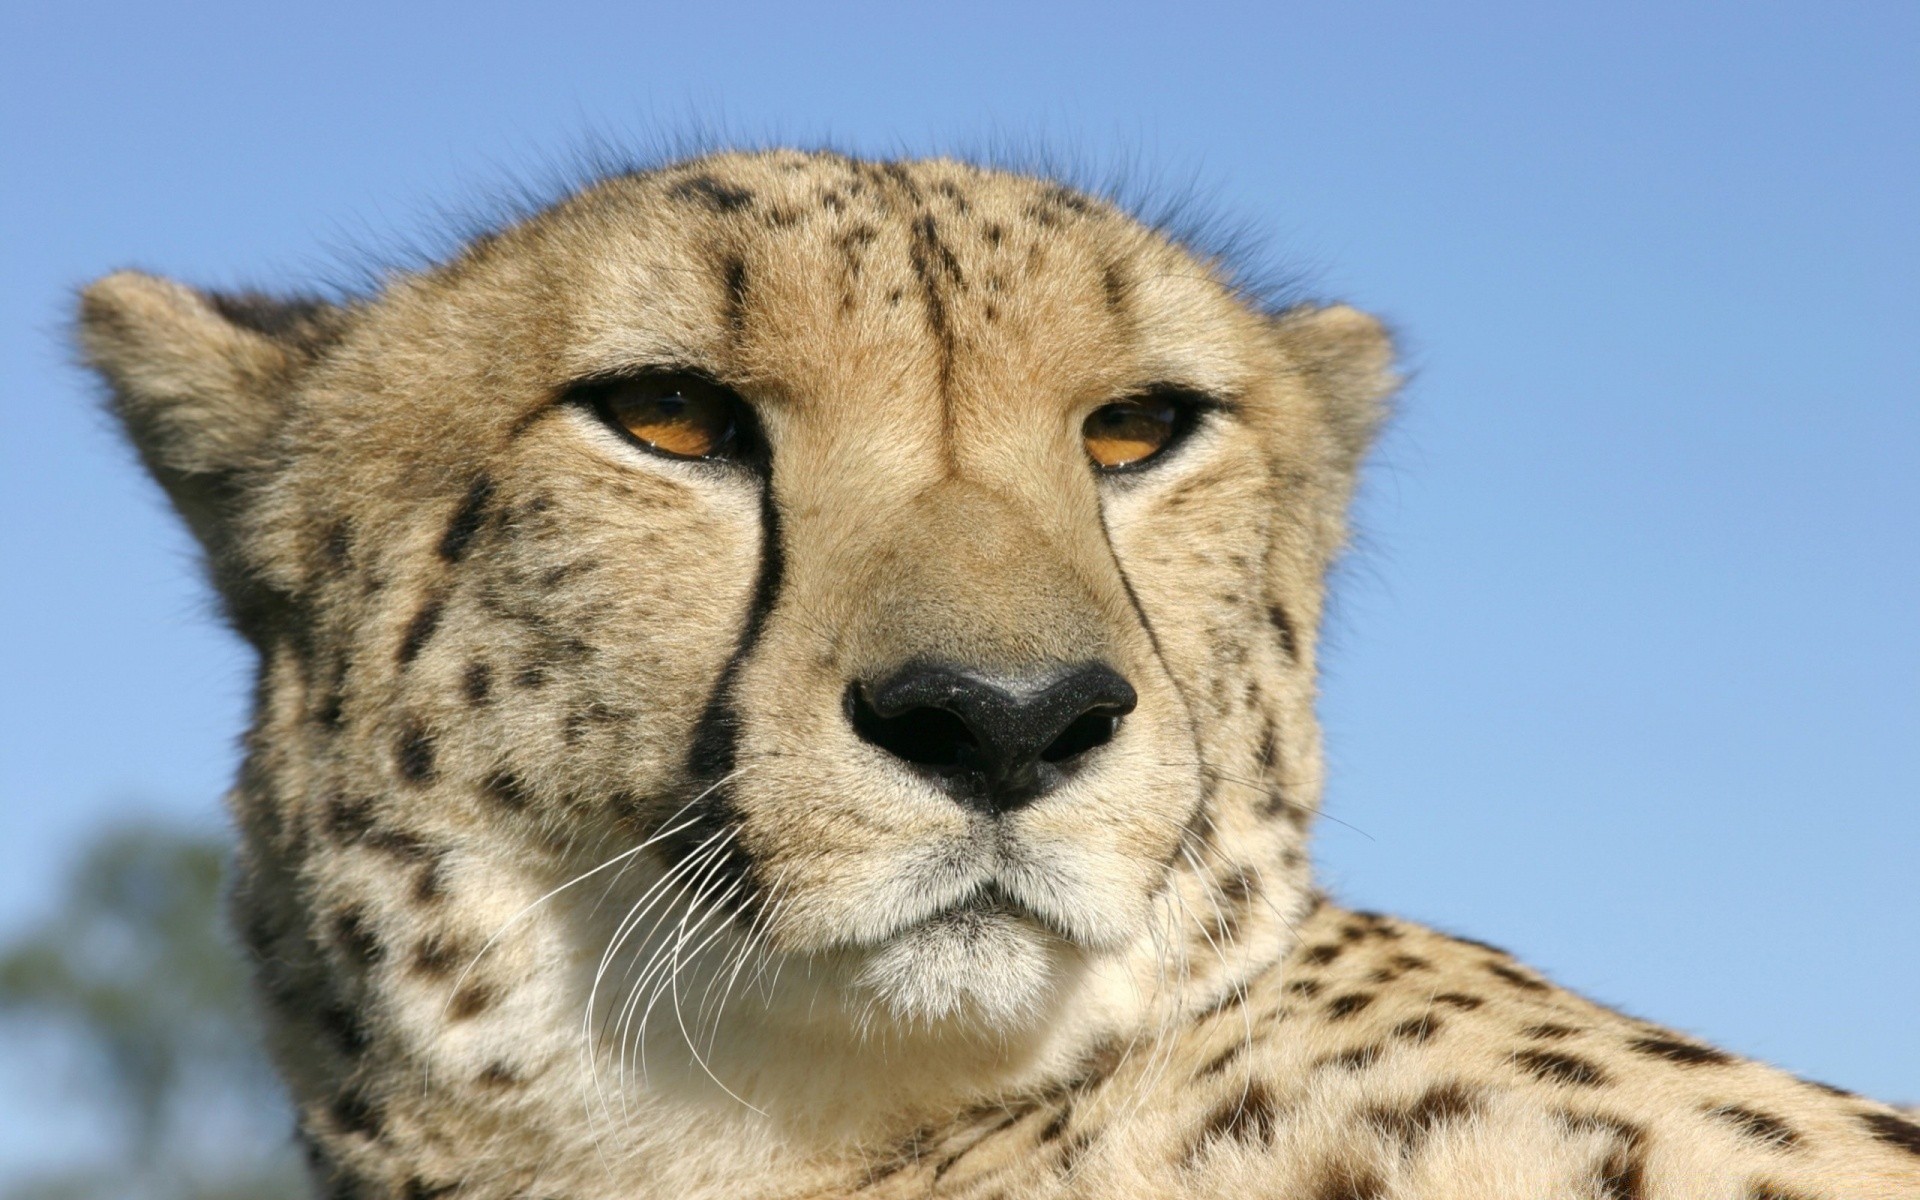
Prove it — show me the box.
[0,824,304,1200]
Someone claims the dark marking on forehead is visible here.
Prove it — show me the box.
[1510,1048,1610,1087]
[462,661,492,704]
[1746,1185,1812,1200]
[1431,992,1482,1013]
[907,213,963,404]
[1324,992,1374,1020]
[1627,1036,1732,1067]
[440,475,494,563]
[1522,1023,1582,1040]
[1389,1014,1442,1043]
[1287,978,1323,998]
[721,256,749,337]
[1101,261,1130,320]
[668,174,755,213]
[1704,1104,1800,1150]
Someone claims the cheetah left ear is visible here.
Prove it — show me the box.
[1269,303,1398,474]
[77,271,346,556]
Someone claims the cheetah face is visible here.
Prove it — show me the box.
[83,153,1390,1051]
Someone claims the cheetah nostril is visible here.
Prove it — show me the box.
[847,690,980,770]
[1039,710,1121,763]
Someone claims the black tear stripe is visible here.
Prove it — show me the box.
[672,479,785,924]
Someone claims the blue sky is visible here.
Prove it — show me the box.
[3,0,1915,1163]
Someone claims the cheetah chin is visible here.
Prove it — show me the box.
[82,148,1920,1199]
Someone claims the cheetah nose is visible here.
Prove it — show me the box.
[846,662,1136,816]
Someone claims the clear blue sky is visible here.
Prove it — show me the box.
[3,0,1915,1163]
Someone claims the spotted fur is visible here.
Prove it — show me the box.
[79,150,1919,1198]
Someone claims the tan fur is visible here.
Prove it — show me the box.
[79,150,1920,1199]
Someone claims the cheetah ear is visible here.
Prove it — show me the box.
[77,271,344,551]
[1269,303,1398,473]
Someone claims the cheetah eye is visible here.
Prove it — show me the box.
[586,373,748,462]
[1083,392,1193,471]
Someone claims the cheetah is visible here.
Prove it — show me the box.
[79,149,1919,1198]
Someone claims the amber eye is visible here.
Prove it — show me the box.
[1083,396,1180,470]
[593,374,743,460]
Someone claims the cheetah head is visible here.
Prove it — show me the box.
[81,151,1391,1132]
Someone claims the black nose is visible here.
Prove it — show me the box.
[847,661,1137,815]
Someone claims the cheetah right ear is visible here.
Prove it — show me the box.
[77,271,345,553]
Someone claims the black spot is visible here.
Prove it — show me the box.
[326,796,378,843]
[1486,962,1551,992]
[1186,1081,1278,1161]
[1450,934,1510,956]
[330,1090,381,1139]
[1511,1048,1610,1088]
[1390,1014,1443,1043]
[439,475,494,563]
[322,519,354,570]
[1860,1110,1920,1156]
[1705,1104,1800,1150]
[411,934,464,978]
[316,1002,369,1055]
[402,1180,456,1200]
[482,770,530,810]
[1195,986,1248,1021]
[1301,942,1345,966]
[1037,1106,1071,1142]
[1747,1185,1813,1200]
[1314,1043,1384,1071]
[1363,1082,1477,1151]
[1595,1145,1647,1200]
[1523,1023,1582,1040]
[1268,604,1299,660]
[1628,1036,1732,1067]
[1799,1076,1854,1097]
[1435,992,1484,1010]
[462,662,492,705]
[396,723,436,785]
[1556,1108,1647,1148]
[1324,993,1375,1021]
[1199,1043,1248,1076]
[1287,978,1323,998]
[448,982,495,1021]
[1310,1166,1386,1200]
[397,598,444,665]
[514,665,547,690]
[316,690,344,729]
[477,1062,521,1089]
[331,908,382,967]
[668,174,754,212]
